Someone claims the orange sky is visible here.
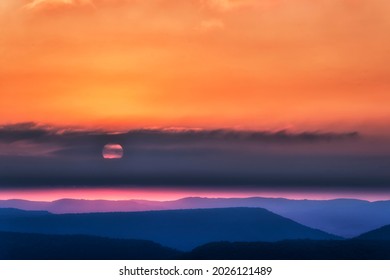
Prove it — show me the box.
[1,0,390,133]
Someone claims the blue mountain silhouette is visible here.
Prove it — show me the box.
[0,207,339,250]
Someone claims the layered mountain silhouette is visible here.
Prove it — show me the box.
[2,231,390,260]
[2,208,390,259]
[2,197,390,237]
[0,207,339,250]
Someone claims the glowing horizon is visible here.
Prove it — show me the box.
[1,188,390,202]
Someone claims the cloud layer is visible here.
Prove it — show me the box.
[24,0,93,9]
[1,123,389,189]
[0,122,359,154]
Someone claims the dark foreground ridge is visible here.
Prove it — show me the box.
[356,225,390,240]
[0,231,180,260]
[2,231,390,260]
[182,240,390,260]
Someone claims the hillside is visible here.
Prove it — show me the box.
[0,207,339,250]
[0,231,180,260]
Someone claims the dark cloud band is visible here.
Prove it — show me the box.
[0,122,359,145]
[1,122,388,189]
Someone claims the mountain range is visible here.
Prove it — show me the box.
[0,207,339,250]
[1,227,390,260]
[1,197,390,237]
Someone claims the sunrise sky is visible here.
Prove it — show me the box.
[1,0,390,133]
[1,1,390,200]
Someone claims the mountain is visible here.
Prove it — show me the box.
[169,198,390,238]
[356,225,390,240]
[183,240,390,260]
[0,208,50,217]
[0,199,157,213]
[0,207,339,250]
[2,197,390,237]
[2,229,390,260]
[0,231,180,260]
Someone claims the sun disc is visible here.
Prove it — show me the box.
[102,143,124,159]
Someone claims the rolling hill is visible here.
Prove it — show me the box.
[0,231,180,260]
[0,207,339,250]
[2,231,389,260]
[2,197,390,237]
[356,225,390,240]
[183,240,390,260]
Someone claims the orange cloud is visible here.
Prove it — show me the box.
[24,0,94,9]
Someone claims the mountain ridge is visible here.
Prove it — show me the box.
[356,225,390,240]
[0,207,340,250]
[1,196,390,237]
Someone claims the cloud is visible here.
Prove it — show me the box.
[24,0,94,10]
[0,122,359,147]
[24,0,256,11]
[0,122,362,159]
[1,123,390,189]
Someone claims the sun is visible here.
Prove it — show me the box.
[102,143,124,159]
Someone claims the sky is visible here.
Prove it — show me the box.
[1,0,390,200]
[1,0,390,132]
